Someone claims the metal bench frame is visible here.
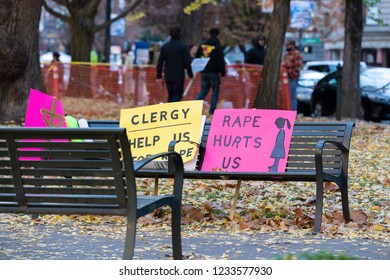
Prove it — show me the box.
[0,127,184,259]
[87,120,355,233]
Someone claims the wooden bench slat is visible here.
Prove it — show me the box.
[287,155,342,162]
[0,168,12,176]
[25,195,119,205]
[0,197,17,203]
[24,187,116,195]
[288,147,342,154]
[20,168,116,177]
[292,131,346,137]
[0,178,14,185]
[18,160,114,169]
[20,177,117,187]
[290,136,343,143]
[293,123,347,129]
[286,162,342,170]
[15,141,110,149]
[17,150,112,159]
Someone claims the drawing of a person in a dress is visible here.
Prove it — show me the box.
[268,118,291,172]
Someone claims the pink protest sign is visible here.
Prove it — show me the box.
[201,109,297,172]
[25,89,66,127]
[22,89,67,161]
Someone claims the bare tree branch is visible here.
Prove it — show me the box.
[93,0,144,33]
[42,0,70,23]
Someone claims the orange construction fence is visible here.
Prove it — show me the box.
[42,62,291,110]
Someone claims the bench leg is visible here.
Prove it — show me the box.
[339,180,352,223]
[154,177,159,195]
[32,174,43,220]
[171,202,183,260]
[123,212,137,260]
[229,180,242,220]
[313,178,324,234]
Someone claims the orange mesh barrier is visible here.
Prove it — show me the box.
[42,63,291,110]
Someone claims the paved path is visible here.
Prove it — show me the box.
[0,222,388,260]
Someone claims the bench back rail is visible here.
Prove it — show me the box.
[87,120,354,176]
[287,122,353,175]
[0,127,184,259]
[86,119,355,233]
[197,121,354,176]
[0,128,134,215]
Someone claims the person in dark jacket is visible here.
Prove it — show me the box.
[245,35,266,65]
[195,28,226,116]
[156,26,194,102]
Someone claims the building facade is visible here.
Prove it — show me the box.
[324,0,390,67]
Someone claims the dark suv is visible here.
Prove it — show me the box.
[311,67,390,122]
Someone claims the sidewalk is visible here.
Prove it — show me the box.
[0,220,388,260]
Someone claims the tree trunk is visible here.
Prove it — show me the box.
[0,0,44,123]
[341,0,363,119]
[254,0,290,109]
[66,1,100,97]
[70,25,95,62]
[68,1,100,62]
[177,0,206,46]
[66,21,95,97]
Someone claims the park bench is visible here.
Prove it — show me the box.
[87,119,355,233]
[0,126,184,260]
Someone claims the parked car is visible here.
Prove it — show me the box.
[303,60,367,74]
[296,70,325,115]
[311,67,390,122]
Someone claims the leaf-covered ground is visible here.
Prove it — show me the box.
[60,97,389,238]
[1,97,389,259]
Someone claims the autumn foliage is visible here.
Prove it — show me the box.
[56,97,390,241]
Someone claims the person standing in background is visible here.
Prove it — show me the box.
[156,26,193,102]
[245,35,266,65]
[283,39,302,111]
[195,28,226,117]
[188,44,198,59]
[46,52,64,97]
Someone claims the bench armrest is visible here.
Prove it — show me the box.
[315,140,349,176]
[134,151,184,199]
[168,140,177,152]
[168,139,200,151]
[167,139,200,172]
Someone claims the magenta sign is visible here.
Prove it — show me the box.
[201,109,297,172]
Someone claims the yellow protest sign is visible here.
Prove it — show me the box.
[120,100,203,164]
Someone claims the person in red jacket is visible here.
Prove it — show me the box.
[283,40,303,111]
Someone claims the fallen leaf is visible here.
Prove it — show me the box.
[324,182,339,193]
[371,224,384,231]
[294,208,313,228]
[350,209,368,224]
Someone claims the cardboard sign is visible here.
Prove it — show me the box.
[22,89,67,161]
[201,109,297,172]
[139,115,206,170]
[25,89,66,128]
[191,58,210,73]
[120,101,204,169]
